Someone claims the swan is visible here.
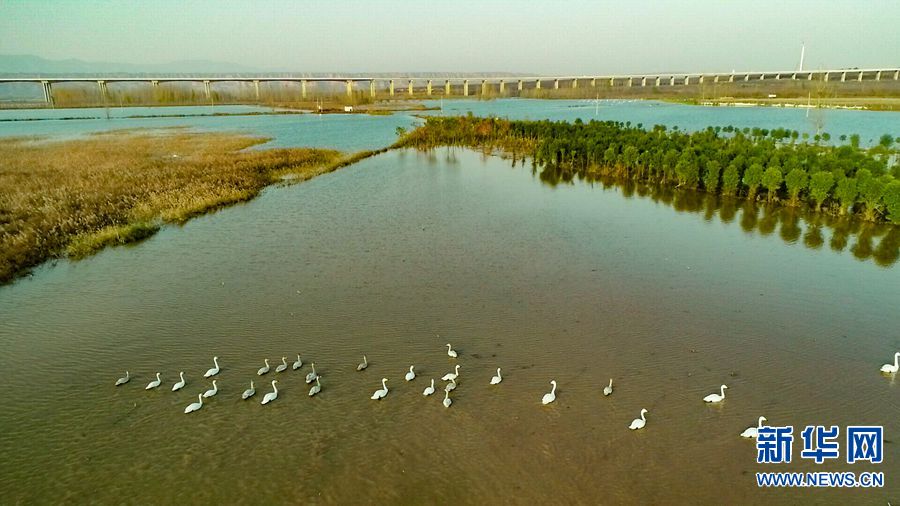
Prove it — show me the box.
[490,368,502,385]
[629,409,648,430]
[261,380,278,405]
[276,357,288,373]
[184,393,203,414]
[115,371,130,386]
[446,343,458,358]
[204,356,220,378]
[741,416,767,438]
[203,379,218,398]
[145,372,161,390]
[703,384,728,403]
[880,352,900,373]
[405,365,416,381]
[257,359,270,376]
[309,377,322,397]
[292,355,303,370]
[172,371,186,392]
[305,363,318,384]
[441,364,460,381]
[423,378,435,396]
[242,380,256,400]
[603,378,613,396]
[371,378,389,400]
[445,379,457,392]
[443,389,452,408]
[357,355,368,371]
[541,380,557,405]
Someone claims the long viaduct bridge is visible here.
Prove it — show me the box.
[2,68,898,106]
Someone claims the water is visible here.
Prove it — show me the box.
[1,148,898,504]
[2,99,897,150]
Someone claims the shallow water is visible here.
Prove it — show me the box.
[0,148,898,504]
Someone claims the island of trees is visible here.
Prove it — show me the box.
[398,115,900,224]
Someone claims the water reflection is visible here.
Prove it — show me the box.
[531,159,899,267]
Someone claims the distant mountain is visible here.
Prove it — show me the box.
[0,54,262,75]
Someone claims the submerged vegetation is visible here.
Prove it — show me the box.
[0,131,343,283]
[398,115,900,224]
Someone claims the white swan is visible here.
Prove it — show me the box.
[490,368,502,385]
[357,355,368,371]
[445,379,457,392]
[880,352,900,373]
[603,378,613,396]
[184,393,203,414]
[203,379,218,398]
[741,416,768,438]
[305,363,318,384]
[257,359,270,376]
[405,365,416,381]
[309,377,322,397]
[371,378,389,400]
[261,380,278,405]
[115,371,130,386]
[242,380,256,400]
[446,343,458,358]
[292,355,303,370]
[145,372,161,390]
[542,380,557,405]
[703,384,728,403]
[423,378,435,396]
[441,364,460,381]
[629,409,648,430]
[443,389,452,408]
[172,371,186,392]
[276,357,288,373]
[204,356,220,378]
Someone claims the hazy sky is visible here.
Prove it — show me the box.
[1,0,897,74]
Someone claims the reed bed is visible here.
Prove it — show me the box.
[0,130,342,283]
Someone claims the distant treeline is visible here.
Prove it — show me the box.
[398,115,900,224]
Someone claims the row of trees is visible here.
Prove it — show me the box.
[399,116,900,224]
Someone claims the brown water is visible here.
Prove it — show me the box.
[0,148,898,505]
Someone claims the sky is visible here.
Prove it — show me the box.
[1,0,898,74]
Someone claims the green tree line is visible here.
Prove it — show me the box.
[399,115,900,224]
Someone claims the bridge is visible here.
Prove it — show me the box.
[1,67,898,106]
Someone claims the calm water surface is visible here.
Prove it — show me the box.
[0,148,898,504]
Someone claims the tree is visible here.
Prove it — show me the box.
[784,168,808,206]
[850,134,860,149]
[762,166,783,202]
[834,176,858,215]
[808,171,835,211]
[675,155,699,189]
[743,163,764,199]
[879,134,894,149]
[857,169,887,220]
[722,164,740,196]
[884,179,900,225]
[703,160,721,193]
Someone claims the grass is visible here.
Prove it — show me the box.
[0,130,343,283]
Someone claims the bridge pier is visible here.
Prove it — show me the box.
[591,78,596,87]
[41,80,54,106]
[370,80,376,97]
[875,71,881,81]
[714,75,720,83]
[744,74,750,82]
[389,79,394,96]
[641,77,646,87]
[499,80,505,93]
[841,72,846,82]
[654,76,660,86]
[346,80,353,97]
[301,80,307,99]
[670,76,675,86]
[858,71,864,82]
[535,79,541,90]
[427,80,432,96]
[445,80,451,95]
[729,74,735,83]
[463,79,469,96]
[481,80,487,95]
[203,80,212,102]
[627,77,632,87]
[609,77,615,87]
[895,70,899,81]
[774,73,781,80]
[408,80,414,96]
[517,80,523,92]
[759,74,765,81]
[554,79,559,90]
[253,80,260,100]
[97,80,109,104]
[699,75,704,84]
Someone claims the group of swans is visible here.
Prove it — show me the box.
[258,355,303,376]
